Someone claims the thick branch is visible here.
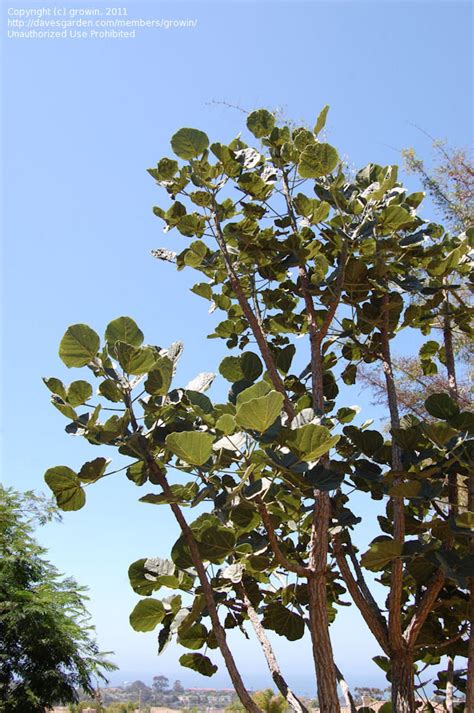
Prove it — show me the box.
[145,455,261,713]
[403,569,445,648]
[380,292,405,652]
[238,584,308,713]
[209,206,295,420]
[281,169,340,711]
[257,500,309,577]
[333,538,389,653]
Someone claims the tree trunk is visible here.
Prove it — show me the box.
[391,652,415,713]
[446,656,454,713]
[307,574,341,712]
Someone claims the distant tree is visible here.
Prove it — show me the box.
[402,134,473,233]
[0,486,116,712]
[152,674,169,693]
[172,679,184,694]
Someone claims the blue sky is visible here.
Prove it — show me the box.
[1,0,472,694]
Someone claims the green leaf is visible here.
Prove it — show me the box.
[219,352,262,383]
[236,391,284,432]
[425,393,460,420]
[179,652,218,677]
[105,316,144,348]
[216,414,236,435]
[44,466,85,511]
[198,526,236,563]
[361,539,403,571]
[59,324,100,368]
[344,426,384,456]
[171,128,209,159]
[236,380,271,406]
[286,424,340,460]
[144,356,173,395]
[115,342,157,375]
[313,105,329,135]
[128,559,158,596]
[98,379,123,402]
[377,206,413,235]
[246,109,275,138]
[166,432,214,466]
[129,598,165,632]
[298,143,339,178]
[241,352,263,381]
[43,377,67,400]
[51,395,77,421]
[219,356,243,382]
[67,380,92,407]
[307,464,344,491]
[178,624,208,650]
[78,457,110,483]
[262,602,305,641]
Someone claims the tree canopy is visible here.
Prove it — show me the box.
[0,486,116,712]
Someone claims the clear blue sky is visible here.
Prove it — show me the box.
[1,0,472,694]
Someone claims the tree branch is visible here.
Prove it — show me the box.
[333,536,390,653]
[380,291,405,653]
[257,500,309,577]
[237,583,309,713]
[404,569,445,648]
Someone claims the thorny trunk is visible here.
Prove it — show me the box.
[391,652,416,713]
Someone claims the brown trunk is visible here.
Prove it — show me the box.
[307,572,341,713]
[391,652,415,713]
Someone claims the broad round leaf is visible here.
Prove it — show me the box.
[179,652,218,677]
[59,324,100,368]
[178,623,208,650]
[115,342,157,375]
[67,380,92,407]
[298,142,339,178]
[166,431,214,466]
[130,598,165,632]
[78,456,110,483]
[105,316,144,348]
[246,109,275,138]
[171,128,209,159]
[44,466,85,511]
[262,602,305,641]
[425,393,460,420]
[361,539,403,571]
[286,424,340,460]
[236,391,284,432]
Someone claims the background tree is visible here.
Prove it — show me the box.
[0,485,116,712]
[152,674,170,694]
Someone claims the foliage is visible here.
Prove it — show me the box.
[0,486,116,712]
[402,136,473,233]
[44,107,473,713]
